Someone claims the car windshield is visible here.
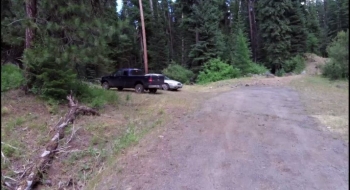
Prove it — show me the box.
[164,76,170,80]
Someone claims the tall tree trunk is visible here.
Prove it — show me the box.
[181,13,185,66]
[24,0,37,93]
[25,0,37,49]
[252,5,257,62]
[250,0,257,62]
[149,0,154,16]
[323,0,328,27]
[122,0,128,18]
[247,0,256,62]
[167,1,174,60]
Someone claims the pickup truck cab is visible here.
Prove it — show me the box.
[100,68,164,93]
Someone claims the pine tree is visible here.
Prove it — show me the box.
[1,0,26,67]
[187,0,226,73]
[223,0,243,65]
[147,0,170,72]
[233,28,254,74]
[305,1,321,54]
[316,0,330,56]
[232,14,253,74]
[175,0,197,67]
[326,0,342,40]
[340,0,349,31]
[24,38,77,100]
[21,0,117,99]
[257,0,293,72]
[288,0,308,56]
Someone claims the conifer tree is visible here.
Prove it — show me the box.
[257,0,293,72]
[288,0,308,56]
[187,0,226,73]
[305,1,321,54]
[232,14,253,74]
[22,0,117,99]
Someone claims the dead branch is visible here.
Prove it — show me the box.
[65,124,80,145]
[19,166,32,180]
[3,181,15,190]
[3,176,18,182]
[16,93,99,190]
[1,151,8,162]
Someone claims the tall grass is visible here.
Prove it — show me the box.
[1,64,25,92]
[74,82,119,108]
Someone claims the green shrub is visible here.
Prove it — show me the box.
[73,82,119,109]
[1,64,25,92]
[245,63,268,74]
[31,79,119,109]
[322,30,349,80]
[197,58,240,84]
[283,55,305,74]
[162,63,194,84]
[322,59,349,80]
[275,68,286,77]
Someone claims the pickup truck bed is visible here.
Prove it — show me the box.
[100,68,164,93]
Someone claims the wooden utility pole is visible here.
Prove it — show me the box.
[139,0,148,74]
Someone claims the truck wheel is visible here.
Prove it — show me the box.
[162,84,170,91]
[117,87,123,91]
[135,84,144,93]
[149,89,157,93]
[102,82,110,90]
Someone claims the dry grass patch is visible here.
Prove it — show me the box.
[1,90,58,189]
[290,76,349,142]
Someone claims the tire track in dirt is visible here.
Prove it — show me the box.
[96,86,348,190]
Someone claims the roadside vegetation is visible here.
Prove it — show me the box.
[162,63,194,84]
[1,0,348,189]
[290,76,349,142]
[322,30,349,80]
[1,83,215,189]
[1,64,24,92]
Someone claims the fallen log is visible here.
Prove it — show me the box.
[16,93,100,190]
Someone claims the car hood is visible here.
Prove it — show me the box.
[165,79,181,84]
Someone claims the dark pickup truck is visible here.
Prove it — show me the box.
[100,68,164,93]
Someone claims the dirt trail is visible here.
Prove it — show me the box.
[96,86,348,190]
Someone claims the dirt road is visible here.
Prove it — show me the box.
[97,86,348,190]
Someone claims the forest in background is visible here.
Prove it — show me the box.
[1,0,349,100]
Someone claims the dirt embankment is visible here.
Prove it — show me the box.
[304,53,330,75]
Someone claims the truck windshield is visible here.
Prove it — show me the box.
[130,69,145,76]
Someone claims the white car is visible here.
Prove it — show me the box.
[162,76,183,90]
[145,74,183,91]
